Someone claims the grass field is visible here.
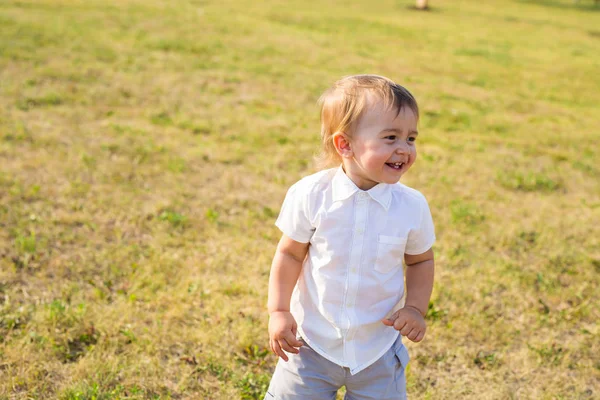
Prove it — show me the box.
[1,0,599,398]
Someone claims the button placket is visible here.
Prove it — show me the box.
[342,193,369,366]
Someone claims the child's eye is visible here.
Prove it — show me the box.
[408,137,417,143]
[385,135,397,140]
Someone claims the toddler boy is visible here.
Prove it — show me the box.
[265,75,436,400]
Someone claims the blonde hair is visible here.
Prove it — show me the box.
[316,75,419,168]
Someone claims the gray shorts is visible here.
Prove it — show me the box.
[264,335,409,400]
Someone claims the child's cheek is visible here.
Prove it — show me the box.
[411,148,417,162]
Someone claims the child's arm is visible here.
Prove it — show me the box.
[382,248,434,343]
[404,249,435,317]
[267,234,309,361]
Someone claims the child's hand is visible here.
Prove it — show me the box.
[268,311,303,361]
[382,306,426,343]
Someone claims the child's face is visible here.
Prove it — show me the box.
[342,100,418,190]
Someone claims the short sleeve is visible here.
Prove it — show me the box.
[405,195,436,255]
[275,182,314,244]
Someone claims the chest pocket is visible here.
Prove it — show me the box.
[375,235,407,273]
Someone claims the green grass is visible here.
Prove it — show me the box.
[1,0,599,398]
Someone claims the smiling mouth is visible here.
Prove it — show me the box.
[386,162,405,170]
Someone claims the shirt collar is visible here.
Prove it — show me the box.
[331,166,392,211]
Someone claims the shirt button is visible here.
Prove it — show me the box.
[356,228,364,234]
[351,268,357,273]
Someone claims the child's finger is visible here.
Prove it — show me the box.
[284,333,303,349]
[393,317,407,331]
[382,310,399,324]
[414,330,425,343]
[279,338,300,355]
[272,340,289,362]
[400,323,412,336]
[406,328,418,341]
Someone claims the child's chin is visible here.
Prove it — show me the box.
[383,176,402,184]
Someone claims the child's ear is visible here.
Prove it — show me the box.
[332,132,353,158]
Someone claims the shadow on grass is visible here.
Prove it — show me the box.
[516,0,600,12]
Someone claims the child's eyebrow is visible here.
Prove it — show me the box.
[381,128,419,135]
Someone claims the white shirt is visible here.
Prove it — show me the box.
[275,167,436,374]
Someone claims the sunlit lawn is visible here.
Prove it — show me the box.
[0,0,599,398]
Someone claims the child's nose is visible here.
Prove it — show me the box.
[395,143,409,154]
